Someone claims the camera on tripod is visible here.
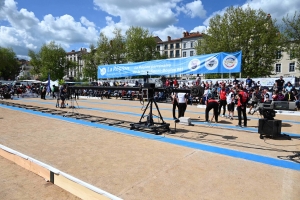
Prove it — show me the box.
[254,101,277,120]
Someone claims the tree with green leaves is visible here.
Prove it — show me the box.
[28,41,76,80]
[196,6,283,77]
[125,26,159,62]
[282,11,300,70]
[0,47,20,80]
[82,44,99,80]
[97,28,126,65]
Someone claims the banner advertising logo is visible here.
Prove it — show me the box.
[205,56,218,70]
[223,55,238,70]
[188,58,201,71]
[100,67,106,76]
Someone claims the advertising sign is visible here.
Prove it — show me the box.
[97,51,242,79]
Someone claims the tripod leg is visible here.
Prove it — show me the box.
[139,100,151,122]
[153,100,165,123]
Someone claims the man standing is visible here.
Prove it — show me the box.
[233,77,240,86]
[218,86,227,117]
[177,92,188,118]
[205,97,219,123]
[236,85,248,128]
[275,76,285,91]
[173,78,178,88]
[226,88,235,120]
[245,76,253,88]
[172,92,178,119]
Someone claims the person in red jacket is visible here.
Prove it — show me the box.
[236,85,248,128]
[165,79,170,87]
[218,86,227,117]
[205,97,219,123]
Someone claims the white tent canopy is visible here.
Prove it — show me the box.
[42,80,59,86]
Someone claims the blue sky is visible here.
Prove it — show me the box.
[0,0,299,58]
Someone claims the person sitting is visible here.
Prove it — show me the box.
[293,90,300,110]
[285,82,294,92]
[277,91,285,101]
[284,90,294,102]
[272,91,278,101]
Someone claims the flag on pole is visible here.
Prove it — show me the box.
[46,73,51,93]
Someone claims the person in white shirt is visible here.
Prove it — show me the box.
[177,92,188,118]
[263,87,273,102]
[226,89,235,120]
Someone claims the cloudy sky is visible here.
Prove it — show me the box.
[0,0,299,58]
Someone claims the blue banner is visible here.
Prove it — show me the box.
[97,51,242,79]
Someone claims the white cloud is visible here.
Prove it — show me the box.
[202,0,300,27]
[99,16,129,39]
[0,0,99,57]
[153,25,186,41]
[182,0,206,18]
[93,0,207,41]
[190,26,207,34]
[80,16,96,28]
[93,0,181,28]
[243,0,300,20]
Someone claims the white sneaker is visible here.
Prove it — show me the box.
[221,115,225,117]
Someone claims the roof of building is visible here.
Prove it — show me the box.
[157,31,203,44]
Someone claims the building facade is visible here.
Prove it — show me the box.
[156,31,202,59]
[17,59,34,80]
[65,48,87,81]
[272,50,299,78]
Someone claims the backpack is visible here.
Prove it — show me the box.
[241,91,249,104]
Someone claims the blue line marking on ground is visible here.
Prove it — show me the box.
[1,104,299,171]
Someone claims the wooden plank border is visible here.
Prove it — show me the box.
[0,144,122,200]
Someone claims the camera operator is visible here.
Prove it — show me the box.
[60,85,67,108]
[205,95,219,123]
[236,85,248,128]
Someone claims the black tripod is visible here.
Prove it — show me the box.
[130,96,170,135]
[63,94,80,117]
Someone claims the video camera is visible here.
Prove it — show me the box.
[255,101,277,120]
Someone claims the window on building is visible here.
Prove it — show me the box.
[276,50,282,59]
[183,43,186,49]
[183,52,186,57]
[157,46,160,51]
[164,51,168,57]
[275,64,281,73]
[289,63,295,72]
[175,50,180,57]
[164,44,168,50]
[190,41,194,48]
[170,51,174,58]
[170,44,174,49]
[190,51,194,56]
[175,43,180,48]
